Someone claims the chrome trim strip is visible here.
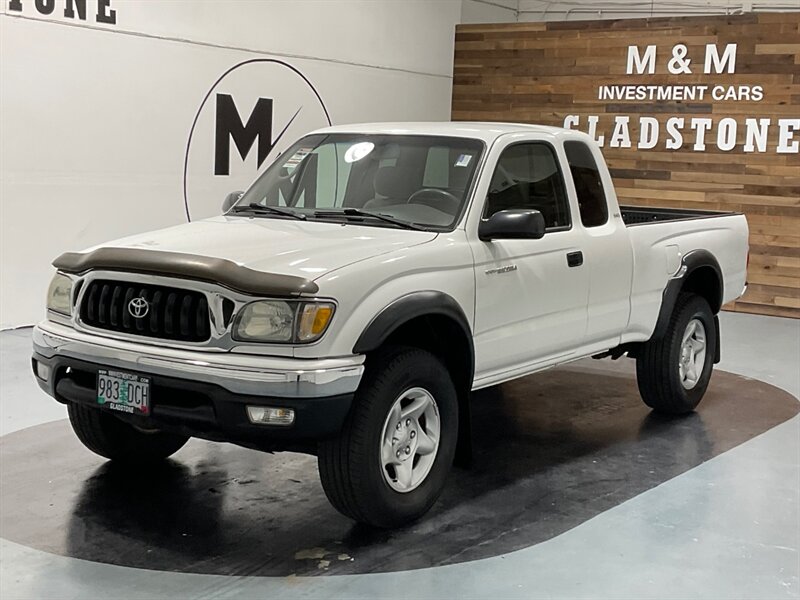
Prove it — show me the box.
[33,321,364,398]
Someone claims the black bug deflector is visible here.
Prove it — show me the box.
[53,248,319,297]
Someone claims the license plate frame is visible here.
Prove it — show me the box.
[96,369,151,416]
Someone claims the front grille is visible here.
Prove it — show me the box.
[80,280,211,342]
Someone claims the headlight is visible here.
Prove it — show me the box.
[233,300,335,343]
[47,273,73,316]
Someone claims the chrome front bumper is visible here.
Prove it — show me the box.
[32,321,364,399]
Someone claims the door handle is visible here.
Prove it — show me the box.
[567,251,583,267]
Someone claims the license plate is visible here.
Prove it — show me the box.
[97,369,150,415]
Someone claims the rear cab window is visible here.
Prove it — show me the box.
[564,141,609,228]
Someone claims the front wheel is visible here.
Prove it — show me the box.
[318,347,458,528]
[68,403,189,463]
[636,293,717,414]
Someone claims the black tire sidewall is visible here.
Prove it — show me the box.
[668,296,717,409]
[354,348,458,525]
[68,403,188,462]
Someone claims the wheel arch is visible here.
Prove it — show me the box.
[353,291,474,466]
[651,249,723,362]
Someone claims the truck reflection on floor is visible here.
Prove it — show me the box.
[0,359,795,577]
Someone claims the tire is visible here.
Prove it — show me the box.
[67,403,189,463]
[636,293,717,415]
[318,346,458,528]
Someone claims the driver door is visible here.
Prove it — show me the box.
[469,140,590,385]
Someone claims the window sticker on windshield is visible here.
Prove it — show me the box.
[454,154,472,167]
[285,148,313,170]
[344,142,375,163]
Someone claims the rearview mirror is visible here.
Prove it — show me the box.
[222,191,244,213]
[478,209,546,241]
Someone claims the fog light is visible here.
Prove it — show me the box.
[35,361,50,382]
[246,406,295,426]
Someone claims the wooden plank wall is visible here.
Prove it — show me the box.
[452,13,800,318]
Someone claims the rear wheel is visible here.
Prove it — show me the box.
[636,293,717,415]
[318,347,458,528]
[68,403,189,463]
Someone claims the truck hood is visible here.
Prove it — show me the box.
[87,216,438,280]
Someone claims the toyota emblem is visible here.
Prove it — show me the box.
[128,297,149,319]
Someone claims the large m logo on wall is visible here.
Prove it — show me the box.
[182,59,331,222]
[214,94,274,176]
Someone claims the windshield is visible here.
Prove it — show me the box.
[233,134,484,230]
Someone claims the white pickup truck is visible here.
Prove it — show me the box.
[33,122,748,528]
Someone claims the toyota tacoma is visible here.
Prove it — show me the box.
[32,122,749,528]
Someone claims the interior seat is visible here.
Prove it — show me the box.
[363,166,417,210]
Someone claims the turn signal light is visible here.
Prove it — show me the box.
[297,303,334,341]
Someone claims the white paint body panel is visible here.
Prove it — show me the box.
[79,217,438,281]
[49,123,750,388]
[624,218,749,343]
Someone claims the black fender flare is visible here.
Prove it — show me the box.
[652,249,723,362]
[353,291,474,374]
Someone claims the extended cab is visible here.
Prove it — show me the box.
[33,123,749,527]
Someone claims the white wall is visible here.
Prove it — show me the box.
[0,0,475,328]
[461,0,517,23]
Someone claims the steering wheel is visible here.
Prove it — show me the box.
[406,188,461,214]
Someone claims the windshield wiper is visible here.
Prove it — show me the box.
[313,208,425,231]
[231,202,306,220]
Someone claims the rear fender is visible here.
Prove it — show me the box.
[652,250,723,363]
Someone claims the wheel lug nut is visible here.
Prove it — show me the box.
[410,431,416,438]
[396,423,401,430]
[396,450,401,457]
[405,446,411,455]
[405,419,411,426]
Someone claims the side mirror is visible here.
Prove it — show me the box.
[222,191,244,213]
[478,209,546,241]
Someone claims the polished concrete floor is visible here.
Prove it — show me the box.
[1,311,798,599]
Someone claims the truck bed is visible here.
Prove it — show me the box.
[622,206,749,343]
[621,205,740,226]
